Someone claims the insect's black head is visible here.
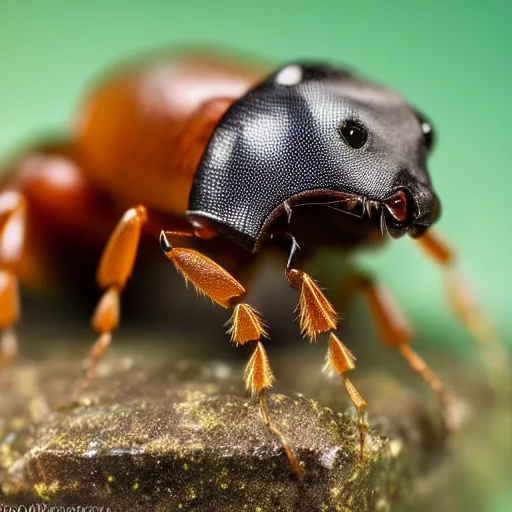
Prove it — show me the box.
[187,62,440,251]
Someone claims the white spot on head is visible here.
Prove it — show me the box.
[275,65,303,86]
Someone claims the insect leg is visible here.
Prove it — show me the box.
[74,205,149,396]
[0,191,27,364]
[414,229,510,388]
[286,267,368,460]
[364,277,449,402]
[344,272,452,427]
[160,231,302,478]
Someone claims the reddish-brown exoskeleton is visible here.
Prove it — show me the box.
[0,51,503,477]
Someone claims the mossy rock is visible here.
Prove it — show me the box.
[0,352,450,511]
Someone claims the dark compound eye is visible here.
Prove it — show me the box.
[339,121,368,149]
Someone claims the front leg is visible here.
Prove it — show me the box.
[285,265,368,460]
[159,231,303,478]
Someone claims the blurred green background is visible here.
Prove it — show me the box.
[0,1,510,509]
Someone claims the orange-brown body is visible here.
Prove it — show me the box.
[1,53,263,288]
[76,53,262,215]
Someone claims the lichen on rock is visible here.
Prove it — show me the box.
[0,350,450,511]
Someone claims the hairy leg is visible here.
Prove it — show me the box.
[286,265,368,460]
[160,231,303,477]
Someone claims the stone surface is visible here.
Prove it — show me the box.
[0,345,455,512]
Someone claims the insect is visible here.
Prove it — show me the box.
[0,51,500,478]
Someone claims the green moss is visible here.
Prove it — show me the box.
[330,487,341,499]
[174,394,229,432]
[34,480,60,501]
[0,357,449,510]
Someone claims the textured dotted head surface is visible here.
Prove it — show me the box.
[187,63,438,252]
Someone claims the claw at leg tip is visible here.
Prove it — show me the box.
[159,231,173,253]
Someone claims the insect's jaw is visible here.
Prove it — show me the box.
[272,189,414,240]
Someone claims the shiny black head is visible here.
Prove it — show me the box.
[187,62,440,252]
